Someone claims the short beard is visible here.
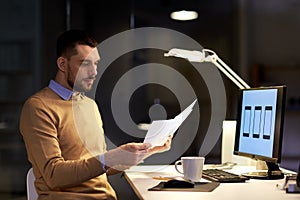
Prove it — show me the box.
[72,79,93,93]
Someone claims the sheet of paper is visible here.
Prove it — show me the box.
[143,99,197,147]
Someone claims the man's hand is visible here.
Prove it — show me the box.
[145,135,172,158]
[103,143,151,171]
[103,136,172,172]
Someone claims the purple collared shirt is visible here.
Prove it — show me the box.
[48,80,73,100]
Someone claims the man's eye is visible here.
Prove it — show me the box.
[81,61,90,66]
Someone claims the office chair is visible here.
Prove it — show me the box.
[297,162,300,187]
[27,167,38,200]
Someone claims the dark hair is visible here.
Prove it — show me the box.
[56,29,98,59]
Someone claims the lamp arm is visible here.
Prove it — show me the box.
[212,57,250,89]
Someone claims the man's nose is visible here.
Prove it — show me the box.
[89,64,97,76]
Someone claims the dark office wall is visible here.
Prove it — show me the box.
[0,0,40,195]
[40,0,67,87]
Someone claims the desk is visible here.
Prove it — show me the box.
[124,165,300,200]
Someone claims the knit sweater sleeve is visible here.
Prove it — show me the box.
[20,95,107,189]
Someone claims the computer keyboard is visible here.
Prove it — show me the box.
[202,169,249,183]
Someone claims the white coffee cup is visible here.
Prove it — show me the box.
[175,156,205,182]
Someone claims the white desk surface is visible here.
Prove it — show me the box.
[124,165,300,200]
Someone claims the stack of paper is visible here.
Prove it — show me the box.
[143,99,197,147]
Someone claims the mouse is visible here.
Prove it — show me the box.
[163,179,195,188]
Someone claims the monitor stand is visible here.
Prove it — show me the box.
[242,161,284,180]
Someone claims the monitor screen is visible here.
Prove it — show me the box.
[234,85,286,179]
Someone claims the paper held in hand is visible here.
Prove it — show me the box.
[143,99,197,147]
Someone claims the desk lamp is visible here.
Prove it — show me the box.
[164,48,250,90]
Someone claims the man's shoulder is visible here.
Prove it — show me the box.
[28,86,53,98]
[25,87,59,106]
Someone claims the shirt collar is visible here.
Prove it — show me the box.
[48,80,73,100]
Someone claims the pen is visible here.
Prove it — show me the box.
[152,176,172,181]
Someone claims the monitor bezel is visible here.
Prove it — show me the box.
[233,85,286,164]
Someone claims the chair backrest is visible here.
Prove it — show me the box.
[27,167,38,200]
[297,162,300,187]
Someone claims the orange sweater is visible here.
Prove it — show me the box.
[20,87,117,200]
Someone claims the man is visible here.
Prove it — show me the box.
[20,29,171,200]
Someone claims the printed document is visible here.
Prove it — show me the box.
[143,99,197,147]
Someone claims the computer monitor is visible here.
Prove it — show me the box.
[234,85,286,179]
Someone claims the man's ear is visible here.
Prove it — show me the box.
[57,57,67,71]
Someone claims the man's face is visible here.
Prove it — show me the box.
[66,44,100,92]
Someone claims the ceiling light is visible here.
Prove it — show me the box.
[170,10,198,21]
